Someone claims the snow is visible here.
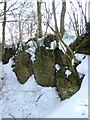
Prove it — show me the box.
[0,62,2,90]
[72,58,75,65]
[63,32,76,46]
[0,58,60,118]
[37,37,44,47]
[75,53,86,61]
[26,41,36,62]
[46,54,89,118]
[58,41,66,53]
[65,69,72,78]
[50,40,57,50]
[76,55,88,75]
[55,64,60,71]
[58,31,76,53]
[0,53,89,118]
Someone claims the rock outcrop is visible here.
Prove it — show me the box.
[69,21,90,55]
[13,51,33,84]
[34,47,56,87]
[12,34,84,100]
[2,48,15,64]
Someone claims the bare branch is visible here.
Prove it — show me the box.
[76,0,87,24]
[6,1,17,12]
[0,20,18,23]
[0,1,18,17]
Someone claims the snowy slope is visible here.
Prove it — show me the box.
[0,59,60,118]
[46,73,88,118]
[46,55,89,118]
[0,54,89,118]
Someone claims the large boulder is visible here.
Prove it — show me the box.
[34,47,81,100]
[34,47,56,87]
[11,39,82,100]
[54,48,80,100]
[2,48,15,64]
[56,70,80,100]
[69,21,90,55]
[76,36,90,54]
[13,51,33,84]
[69,36,90,55]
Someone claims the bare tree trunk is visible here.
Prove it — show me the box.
[2,0,7,54]
[60,0,66,38]
[52,0,59,45]
[17,20,22,50]
[51,0,79,78]
[8,27,14,49]
[37,0,42,38]
[30,22,33,38]
[11,32,14,49]
[88,1,90,21]
[52,0,58,32]
[19,21,22,41]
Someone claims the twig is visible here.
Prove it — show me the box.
[35,94,43,102]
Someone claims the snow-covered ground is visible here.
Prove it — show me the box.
[0,59,60,118]
[0,53,89,118]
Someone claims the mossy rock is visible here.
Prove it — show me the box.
[76,37,90,54]
[54,48,80,100]
[69,31,90,55]
[56,70,80,100]
[2,48,15,64]
[13,51,33,84]
[44,34,57,48]
[54,48,71,68]
[34,46,56,87]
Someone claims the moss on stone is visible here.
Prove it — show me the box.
[13,51,33,84]
[34,46,56,87]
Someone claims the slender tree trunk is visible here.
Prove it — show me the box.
[19,21,22,41]
[52,0,59,45]
[8,27,14,49]
[30,22,33,38]
[37,0,42,38]
[51,0,79,78]
[17,20,22,50]
[11,32,15,49]
[2,0,7,54]
[60,0,66,38]
[52,0,58,33]
[88,1,90,21]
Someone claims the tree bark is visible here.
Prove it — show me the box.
[37,0,42,38]
[60,0,66,38]
[52,0,59,45]
[2,0,7,54]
